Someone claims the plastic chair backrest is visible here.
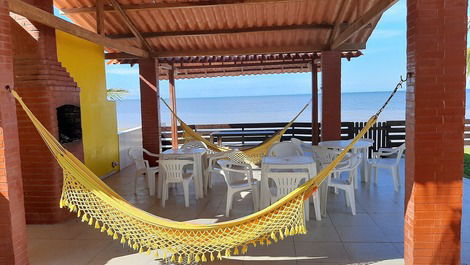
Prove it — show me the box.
[218,160,253,187]
[393,143,406,165]
[343,153,362,184]
[267,171,309,202]
[128,147,146,172]
[160,159,193,182]
[312,146,341,167]
[182,140,208,150]
[267,142,303,157]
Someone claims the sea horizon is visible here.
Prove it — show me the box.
[115,90,470,131]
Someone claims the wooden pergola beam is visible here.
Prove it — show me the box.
[107,24,335,40]
[107,0,154,53]
[96,0,104,35]
[331,0,397,50]
[61,0,292,14]
[328,0,352,44]
[8,0,148,57]
[105,43,365,59]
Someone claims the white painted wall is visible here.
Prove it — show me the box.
[118,127,142,169]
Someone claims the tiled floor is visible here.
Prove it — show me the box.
[27,159,469,265]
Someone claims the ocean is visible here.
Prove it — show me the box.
[115,91,469,131]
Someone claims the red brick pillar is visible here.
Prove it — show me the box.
[405,0,467,264]
[321,51,341,141]
[139,58,161,166]
[0,0,29,264]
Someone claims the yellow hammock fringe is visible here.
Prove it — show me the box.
[11,88,385,264]
[160,98,310,165]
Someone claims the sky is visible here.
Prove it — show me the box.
[80,1,407,99]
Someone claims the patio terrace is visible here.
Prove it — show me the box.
[27,160,470,265]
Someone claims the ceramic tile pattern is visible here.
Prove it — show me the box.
[27,160,469,265]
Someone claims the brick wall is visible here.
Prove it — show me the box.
[139,58,161,166]
[0,0,29,264]
[10,3,84,224]
[321,51,342,141]
[405,0,467,264]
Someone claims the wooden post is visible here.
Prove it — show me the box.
[311,58,319,145]
[138,58,161,166]
[321,50,341,141]
[169,64,178,149]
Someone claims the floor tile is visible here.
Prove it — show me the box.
[294,242,350,263]
[336,225,388,243]
[343,243,401,263]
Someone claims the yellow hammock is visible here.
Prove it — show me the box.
[161,98,311,165]
[9,77,404,264]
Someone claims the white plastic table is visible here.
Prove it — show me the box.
[318,139,373,184]
[161,148,207,199]
[259,156,317,209]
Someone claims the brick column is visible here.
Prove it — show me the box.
[139,58,161,165]
[321,51,341,141]
[405,0,467,264]
[0,0,29,264]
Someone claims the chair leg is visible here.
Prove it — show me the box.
[226,191,233,217]
[157,174,163,199]
[333,172,339,194]
[304,200,309,221]
[148,172,156,196]
[374,167,378,185]
[391,168,399,192]
[348,188,356,215]
[252,186,259,211]
[161,182,167,207]
[313,193,321,221]
[345,190,350,207]
[183,181,190,208]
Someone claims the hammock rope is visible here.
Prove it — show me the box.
[7,76,405,264]
[160,98,311,164]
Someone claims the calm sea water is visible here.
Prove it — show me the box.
[115,91,470,131]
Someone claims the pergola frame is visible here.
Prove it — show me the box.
[0,1,466,265]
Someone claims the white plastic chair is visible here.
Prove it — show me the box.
[218,160,259,217]
[290,138,313,157]
[204,150,238,192]
[328,153,362,215]
[312,146,354,189]
[266,171,321,221]
[160,159,195,207]
[369,143,406,192]
[267,142,303,157]
[128,147,159,196]
[181,140,208,150]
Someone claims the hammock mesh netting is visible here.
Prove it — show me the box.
[10,74,405,264]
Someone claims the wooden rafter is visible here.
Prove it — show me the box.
[105,42,365,59]
[96,0,104,35]
[331,0,397,50]
[108,24,335,40]
[8,0,148,57]
[107,0,154,53]
[176,61,311,70]
[61,0,292,14]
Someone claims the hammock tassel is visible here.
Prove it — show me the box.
[112,232,118,240]
[233,247,239,255]
[88,217,94,226]
[195,254,200,262]
[270,232,277,242]
[120,236,126,244]
[170,254,176,263]
[217,251,222,260]
[187,254,192,263]
[94,220,100,229]
[242,245,248,254]
[201,253,207,262]
[178,255,183,264]
[146,248,151,255]
[225,249,231,257]
[279,229,285,240]
[210,252,215,262]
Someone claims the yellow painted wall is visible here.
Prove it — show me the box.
[55,30,119,177]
